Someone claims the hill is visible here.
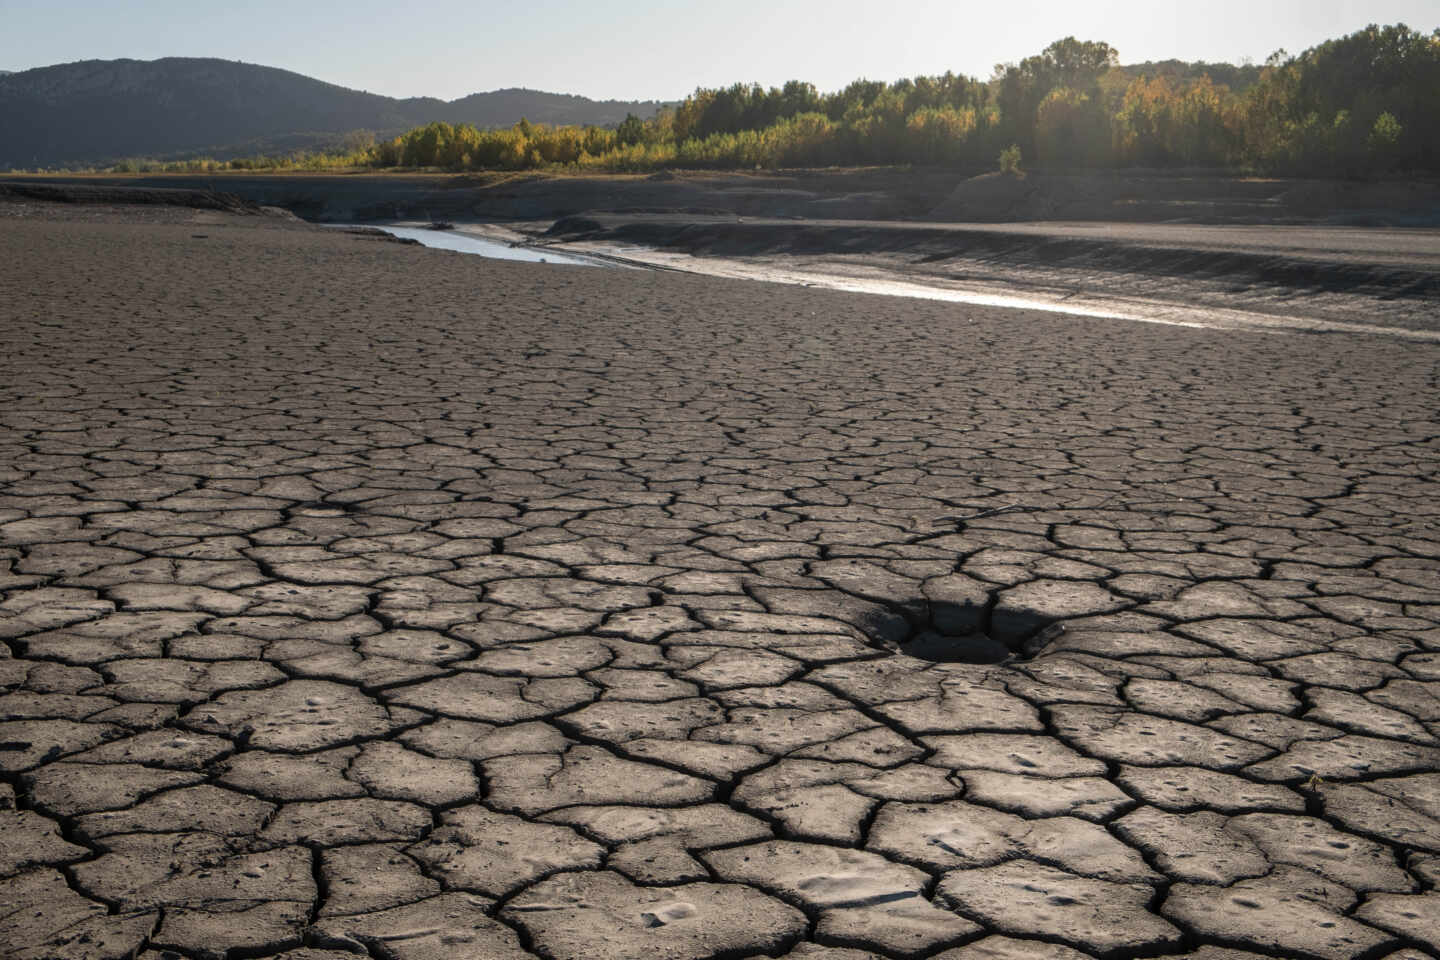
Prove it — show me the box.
[0,58,668,168]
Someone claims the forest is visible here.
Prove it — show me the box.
[115,24,1438,177]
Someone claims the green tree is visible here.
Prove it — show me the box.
[1369,111,1404,169]
[998,144,1023,174]
[1239,24,1440,172]
[183,24,1439,178]
[615,113,646,147]
[994,37,1119,157]
[1034,87,1110,167]
[779,80,822,116]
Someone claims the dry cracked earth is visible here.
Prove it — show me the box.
[1,205,1439,960]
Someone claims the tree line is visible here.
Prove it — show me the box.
[110,24,1438,177]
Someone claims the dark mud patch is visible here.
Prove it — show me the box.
[0,180,259,213]
[848,594,1067,665]
[342,226,422,245]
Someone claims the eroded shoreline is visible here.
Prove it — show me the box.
[7,173,1439,338]
[404,217,1440,340]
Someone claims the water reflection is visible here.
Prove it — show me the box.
[347,225,601,266]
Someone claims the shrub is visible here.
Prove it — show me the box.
[998,144,1023,174]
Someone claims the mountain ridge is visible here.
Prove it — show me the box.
[0,57,669,168]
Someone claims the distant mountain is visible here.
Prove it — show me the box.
[0,58,668,168]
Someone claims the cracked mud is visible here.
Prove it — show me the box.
[1,205,1438,960]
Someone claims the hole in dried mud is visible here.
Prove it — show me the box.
[898,629,1015,663]
[864,600,1061,665]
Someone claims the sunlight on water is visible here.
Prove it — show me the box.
[335,225,1439,343]
[341,225,601,266]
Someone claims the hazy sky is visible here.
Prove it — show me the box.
[3,0,1436,101]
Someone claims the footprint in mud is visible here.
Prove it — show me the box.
[640,901,697,927]
[286,500,360,518]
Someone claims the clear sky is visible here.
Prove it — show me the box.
[2,0,1436,102]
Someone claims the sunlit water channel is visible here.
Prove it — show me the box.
[342,224,1439,342]
[340,224,601,266]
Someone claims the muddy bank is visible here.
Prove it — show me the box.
[8,169,1440,226]
[547,214,1440,306]
[0,179,261,213]
[933,172,1440,226]
[8,173,1437,329]
[1,169,960,223]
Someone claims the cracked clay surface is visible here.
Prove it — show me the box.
[1,207,1438,960]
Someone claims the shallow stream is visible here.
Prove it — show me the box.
[342,224,601,266]
[344,223,1440,342]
